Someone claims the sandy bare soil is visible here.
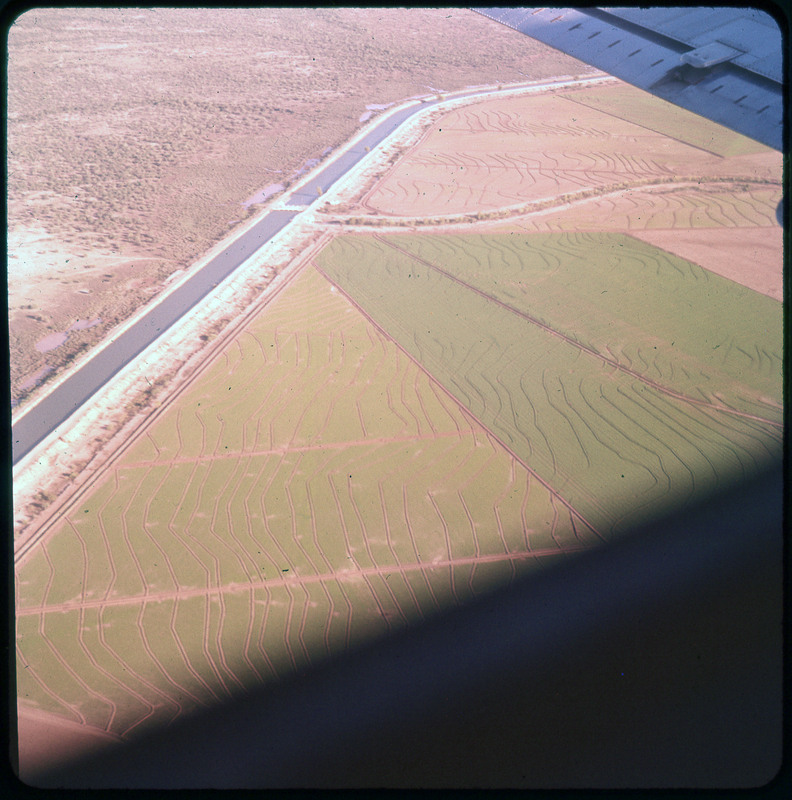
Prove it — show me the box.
[629,227,783,301]
[358,86,779,220]
[7,7,586,408]
[15,706,122,786]
[353,82,782,300]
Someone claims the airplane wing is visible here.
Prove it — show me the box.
[473,7,784,151]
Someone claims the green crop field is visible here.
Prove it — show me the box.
[16,265,593,738]
[563,85,768,157]
[315,232,782,536]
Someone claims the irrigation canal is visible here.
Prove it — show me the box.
[11,77,601,466]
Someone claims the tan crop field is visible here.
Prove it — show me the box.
[7,7,585,408]
[356,83,779,219]
[16,264,595,745]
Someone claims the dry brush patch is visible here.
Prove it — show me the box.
[7,6,585,407]
[16,261,588,742]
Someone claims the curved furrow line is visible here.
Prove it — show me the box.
[313,335,343,443]
[426,494,458,607]
[552,375,595,472]
[253,585,281,681]
[383,237,781,428]
[548,495,561,549]
[382,361,413,435]
[303,476,339,574]
[361,571,405,631]
[132,467,178,595]
[164,462,213,590]
[17,643,87,725]
[192,406,209,459]
[280,582,301,671]
[95,605,183,727]
[92,475,119,600]
[54,525,97,615]
[377,481,425,620]
[594,381,685,492]
[332,575,355,652]
[211,591,246,697]
[169,597,223,703]
[518,367,557,472]
[76,607,153,736]
[411,369,438,437]
[458,488,489,560]
[346,476,382,571]
[237,329,269,367]
[570,376,665,494]
[190,464,227,588]
[173,407,186,461]
[257,462,300,577]
[327,471,358,570]
[318,255,606,539]
[217,459,262,581]
[38,611,115,728]
[401,485,442,612]
[645,384,781,463]
[240,586,265,683]
[295,586,316,668]
[283,454,323,575]
[519,474,533,551]
[315,579,336,659]
[134,602,205,708]
[145,431,162,461]
[395,351,424,435]
[241,456,281,576]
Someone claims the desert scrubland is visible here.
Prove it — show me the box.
[13,12,783,786]
[7,6,583,407]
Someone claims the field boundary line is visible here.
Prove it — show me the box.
[311,259,605,541]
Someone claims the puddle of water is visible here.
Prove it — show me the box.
[35,318,102,353]
[68,318,102,332]
[242,183,285,208]
[35,332,69,353]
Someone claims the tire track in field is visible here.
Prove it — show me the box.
[18,541,590,621]
[375,236,782,429]
[38,611,116,730]
[117,428,476,471]
[426,492,459,605]
[169,597,223,704]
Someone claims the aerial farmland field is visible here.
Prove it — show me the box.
[315,232,782,535]
[16,264,596,742]
[13,14,783,786]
